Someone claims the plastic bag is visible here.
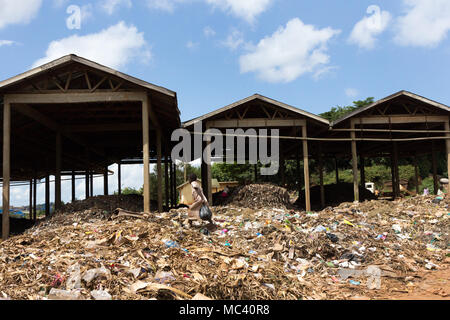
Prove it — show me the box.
[199,205,212,221]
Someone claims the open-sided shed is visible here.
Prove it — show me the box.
[329,91,450,201]
[183,94,330,211]
[0,54,181,239]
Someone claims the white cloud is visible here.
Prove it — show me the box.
[203,26,216,38]
[239,18,340,83]
[206,0,273,23]
[0,0,43,29]
[53,0,68,7]
[32,21,150,69]
[221,29,244,50]
[146,0,188,12]
[101,0,132,15]
[145,0,272,22]
[394,0,450,47]
[349,5,391,49]
[345,88,359,98]
[186,40,199,50]
[312,65,339,81]
[0,40,16,47]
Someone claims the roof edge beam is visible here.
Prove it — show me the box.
[351,115,448,125]
[4,91,148,104]
[208,119,306,128]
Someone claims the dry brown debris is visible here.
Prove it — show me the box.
[0,194,448,300]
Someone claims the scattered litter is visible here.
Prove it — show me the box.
[48,288,82,300]
[0,193,447,300]
[91,289,112,300]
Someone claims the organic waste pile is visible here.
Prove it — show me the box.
[221,184,292,209]
[57,194,144,218]
[0,194,448,300]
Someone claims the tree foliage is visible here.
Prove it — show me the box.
[320,97,374,122]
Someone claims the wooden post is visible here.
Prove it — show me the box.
[173,163,177,206]
[171,162,177,206]
[280,154,286,187]
[431,141,439,195]
[169,161,174,207]
[55,132,62,211]
[45,174,50,217]
[85,172,90,199]
[302,125,311,211]
[413,156,420,195]
[71,171,76,202]
[201,158,207,196]
[90,173,93,197]
[295,145,300,196]
[205,123,213,204]
[360,155,366,187]
[33,178,37,221]
[393,142,400,198]
[156,129,163,212]
[164,152,169,208]
[117,162,122,195]
[2,99,10,240]
[446,120,450,188]
[29,180,33,221]
[103,166,109,196]
[142,96,151,213]
[318,145,325,208]
[335,157,339,184]
[390,154,396,200]
[351,121,359,202]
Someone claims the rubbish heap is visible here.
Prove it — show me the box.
[222,184,292,209]
[0,193,448,300]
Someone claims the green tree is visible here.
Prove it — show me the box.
[320,97,374,122]
[120,187,142,195]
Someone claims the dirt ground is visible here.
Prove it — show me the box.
[385,265,449,300]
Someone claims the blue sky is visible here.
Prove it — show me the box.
[1,0,450,205]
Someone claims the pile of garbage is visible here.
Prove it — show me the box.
[222,184,292,209]
[52,195,145,223]
[58,194,144,214]
[0,194,448,300]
